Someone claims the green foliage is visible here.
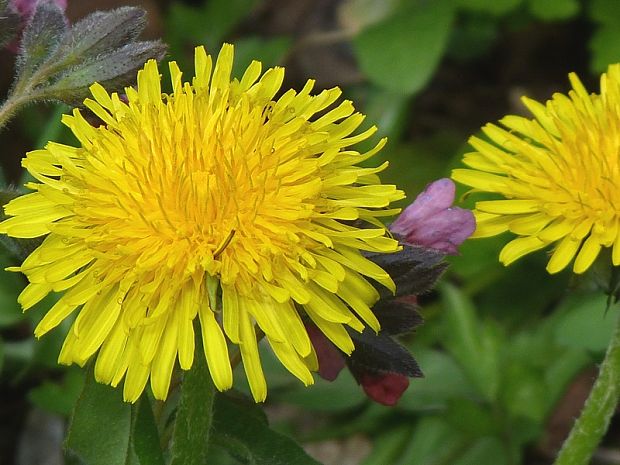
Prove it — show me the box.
[2,1,619,465]
[212,394,321,465]
[353,0,455,95]
[66,366,164,465]
[588,0,620,73]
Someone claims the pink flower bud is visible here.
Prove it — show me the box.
[390,178,475,254]
[360,372,409,406]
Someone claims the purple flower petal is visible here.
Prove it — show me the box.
[390,178,475,254]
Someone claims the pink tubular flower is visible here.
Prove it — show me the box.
[359,373,409,406]
[390,178,476,254]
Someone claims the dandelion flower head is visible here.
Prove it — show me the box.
[452,64,620,274]
[0,44,404,402]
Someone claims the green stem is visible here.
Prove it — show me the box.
[169,336,216,465]
[553,311,620,465]
[0,94,29,131]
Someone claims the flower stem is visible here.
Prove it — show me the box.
[169,335,216,465]
[0,94,28,131]
[553,311,620,465]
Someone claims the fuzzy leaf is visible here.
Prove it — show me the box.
[372,299,424,335]
[56,7,146,63]
[365,244,448,298]
[46,40,166,103]
[347,329,423,377]
[16,0,67,80]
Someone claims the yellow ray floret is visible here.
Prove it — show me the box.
[452,63,620,275]
[0,44,403,402]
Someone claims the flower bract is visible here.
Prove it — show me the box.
[452,64,620,274]
[0,44,403,402]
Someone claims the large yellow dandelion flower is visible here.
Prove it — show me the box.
[452,64,620,275]
[0,44,403,402]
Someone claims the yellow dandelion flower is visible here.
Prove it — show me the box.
[0,44,403,402]
[452,64,620,275]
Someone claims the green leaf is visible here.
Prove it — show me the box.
[274,369,366,411]
[445,398,497,436]
[16,0,68,82]
[440,283,500,402]
[589,0,620,24]
[166,0,256,58]
[390,417,465,465]
[353,0,455,95]
[56,7,147,62]
[170,337,216,465]
[456,0,522,16]
[452,437,510,465]
[589,23,620,74]
[0,268,25,328]
[130,397,165,465]
[211,393,321,465]
[29,367,84,416]
[46,41,166,103]
[553,292,619,352]
[398,348,478,411]
[338,0,401,33]
[527,0,579,20]
[361,425,412,465]
[499,361,547,423]
[65,366,132,465]
[231,36,292,79]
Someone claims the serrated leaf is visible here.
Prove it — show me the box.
[348,329,423,377]
[16,0,67,81]
[65,366,132,465]
[353,0,455,95]
[211,394,321,465]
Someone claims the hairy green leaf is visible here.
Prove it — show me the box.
[16,0,68,82]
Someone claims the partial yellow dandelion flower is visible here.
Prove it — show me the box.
[0,44,404,402]
[452,64,620,275]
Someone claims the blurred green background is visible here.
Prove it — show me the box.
[1,0,620,464]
